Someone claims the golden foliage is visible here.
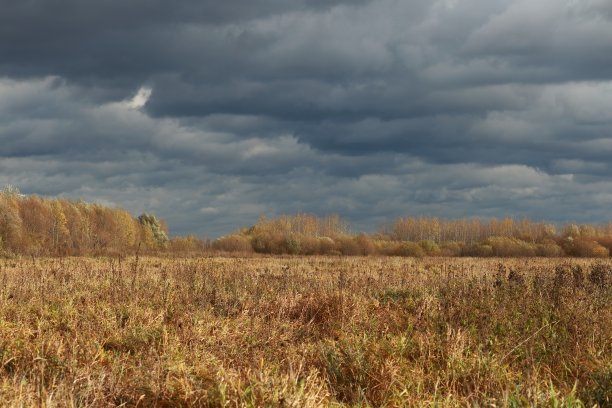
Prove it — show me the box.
[0,193,168,256]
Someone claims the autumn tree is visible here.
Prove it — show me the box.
[138,213,169,247]
[0,186,169,255]
[50,200,70,253]
[0,192,23,253]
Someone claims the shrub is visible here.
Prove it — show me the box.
[567,239,610,258]
[319,237,337,255]
[392,241,425,257]
[462,243,493,257]
[595,237,612,253]
[353,234,377,256]
[335,236,362,256]
[298,236,320,255]
[536,241,564,257]
[284,233,302,255]
[419,240,440,255]
[213,235,253,253]
[482,236,537,257]
[439,241,462,257]
[168,235,207,253]
[250,232,286,254]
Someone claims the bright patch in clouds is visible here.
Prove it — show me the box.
[127,87,152,109]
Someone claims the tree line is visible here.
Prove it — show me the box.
[2,186,612,257]
[0,187,169,256]
[214,214,612,258]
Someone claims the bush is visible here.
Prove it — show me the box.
[168,235,207,253]
[335,236,362,256]
[419,240,440,255]
[462,237,554,257]
[462,244,493,257]
[483,236,537,257]
[595,237,612,254]
[284,234,302,255]
[439,241,462,257]
[567,239,610,258]
[536,241,564,257]
[298,236,321,255]
[319,237,337,255]
[391,241,425,257]
[353,234,377,256]
[251,232,285,254]
[213,235,253,253]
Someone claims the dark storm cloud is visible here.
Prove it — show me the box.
[0,0,371,84]
[2,0,612,236]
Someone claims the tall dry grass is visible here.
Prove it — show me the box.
[0,256,609,406]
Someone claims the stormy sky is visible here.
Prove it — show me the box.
[1,0,612,237]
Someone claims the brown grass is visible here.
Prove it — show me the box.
[0,256,610,407]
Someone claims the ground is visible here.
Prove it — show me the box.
[0,256,610,407]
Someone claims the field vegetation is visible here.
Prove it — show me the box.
[0,256,609,406]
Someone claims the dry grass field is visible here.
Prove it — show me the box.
[0,256,610,407]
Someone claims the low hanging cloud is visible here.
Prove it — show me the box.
[1,0,612,237]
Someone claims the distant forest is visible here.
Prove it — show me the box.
[1,186,612,257]
[0,186,170,256]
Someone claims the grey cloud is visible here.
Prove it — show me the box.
[2,0,612,236]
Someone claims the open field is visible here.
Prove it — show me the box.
[0,256,610,407]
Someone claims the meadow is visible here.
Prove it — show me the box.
[0,256,609,407]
